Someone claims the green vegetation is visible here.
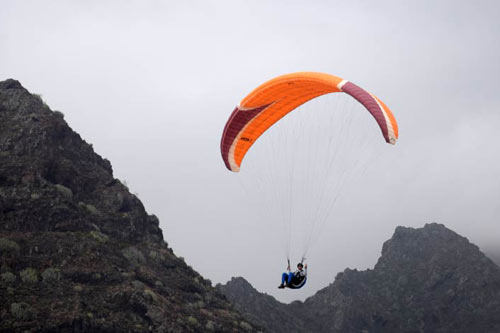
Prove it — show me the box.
[122,246,145,266]
[132,280,145,290]
[205,320,215,331]
[54,184,73,198]
[41,268,61,283]
[240,321,253,331]
[148,250,165,262]
[89,231,109,243]
[1,272,16,284]
[78,202,100,215]
[144,289,159,303]
[194,300,205,308]
[187,316,199,327]
[10,302,35,320]
[19,268,38,284]
[85,204,99,215]
[0,238,20,254]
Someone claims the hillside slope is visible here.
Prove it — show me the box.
[0,79,259,332]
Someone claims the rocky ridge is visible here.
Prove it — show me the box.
[219,223,500,332]
[0,79,259,332]
[216,277,306,333]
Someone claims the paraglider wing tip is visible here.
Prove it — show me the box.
[226,162,240,172]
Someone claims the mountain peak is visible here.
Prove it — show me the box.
[0,79,24,90]
[0,79,259,332]
[376,223,488,273]
[0,79,160,242]
[219,223,500,332]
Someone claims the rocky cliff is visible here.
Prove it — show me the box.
[216,277,306,333]
[219,223,500,333]
[0,79,259,332]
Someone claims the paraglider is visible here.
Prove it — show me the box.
[220,72,398,289]
[279,261,307,289]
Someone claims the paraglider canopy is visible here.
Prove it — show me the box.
[220,72,398,172]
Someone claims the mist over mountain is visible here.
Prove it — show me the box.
[218,223,500,333]
[0,79,259,332]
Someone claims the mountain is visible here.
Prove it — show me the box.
[0,79,259,332]
[216,277,307,333]
[218,223,500,333]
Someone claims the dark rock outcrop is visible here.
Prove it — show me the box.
[219,223,500,333]
[0,79,259,332]
[216,277,306,333]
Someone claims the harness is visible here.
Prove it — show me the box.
[288,274,307,289]
[286,258,307,289]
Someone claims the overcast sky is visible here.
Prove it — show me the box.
[2,0,499,303]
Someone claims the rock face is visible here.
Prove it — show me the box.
[216,277,306,333]
[0,79,259,332]
[219,224,500,333]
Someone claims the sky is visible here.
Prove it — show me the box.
[1,0,499,303]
